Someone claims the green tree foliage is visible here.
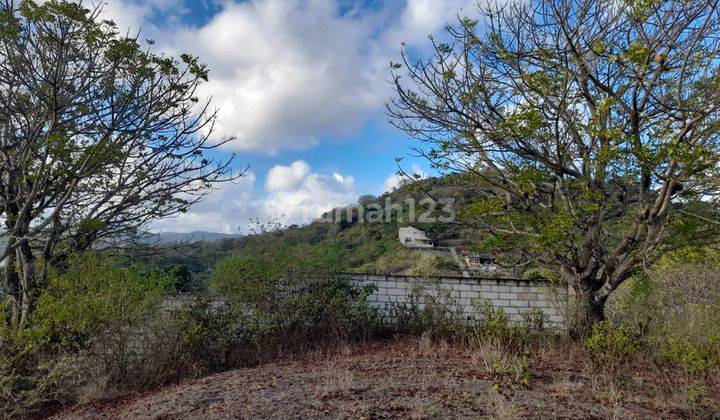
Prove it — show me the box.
[388,0,720,330]
[0,0,239,327]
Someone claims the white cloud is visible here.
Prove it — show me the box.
[100,0,186,36]
[165,0,388,153]
[263,160,357,225]
[152,171,262,234]
[265,160,311,191]
[383,164,428,192]
[384,0,481,47]
[98,0,483,154]
[153,161,358,233]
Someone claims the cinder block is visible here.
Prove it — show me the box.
[457,298,472,308]
[387,288,406,296]
[548,314,565,323]
[498,292,516,300]
[455,283,473,292]
[490,299,510,307]
[374,281,390,289]
[528,300,547,308]
[518,292,537,300]
[477,291,499,300]
[508,313,523,322]
[541,307,558,316]
[491,285,511,293]
[510,300,529,307]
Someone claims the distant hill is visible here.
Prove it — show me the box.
[147,174,505,285]
[152,231,242,244]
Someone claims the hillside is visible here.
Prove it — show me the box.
[149,175,501,287]
[153,231,242,244]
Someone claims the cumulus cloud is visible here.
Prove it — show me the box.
[384,0,481,47]
[383,164,429,192]
[153,161,358,233]
[100,0,186,36]
[265,160,311,191]
[152,171,262,234]
[263,160,357,225]
[164,0,388,153]
[99,0,482,154]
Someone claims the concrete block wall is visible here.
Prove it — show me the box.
[349,273,567,329]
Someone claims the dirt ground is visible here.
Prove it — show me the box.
[54,339,719,419]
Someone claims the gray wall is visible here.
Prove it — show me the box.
[348,273,567,329]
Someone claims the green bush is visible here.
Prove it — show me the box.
[388,282,465,338]
[607,261,720,372]
[0,252,172,416]
[211,245,380,349]
[584,321,639,368]
[521,267,560,281]
[466,300,528,347]
[29,253,172,353]
[664,333,719,373]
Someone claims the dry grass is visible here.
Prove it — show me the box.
[52,338,720,419]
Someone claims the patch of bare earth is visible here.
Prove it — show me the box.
[55,339,719,419]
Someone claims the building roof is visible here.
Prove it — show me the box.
[398,226,429,239]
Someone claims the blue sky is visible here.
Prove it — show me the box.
[100,0,481,233]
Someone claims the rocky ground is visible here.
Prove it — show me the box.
[54,339,719,419]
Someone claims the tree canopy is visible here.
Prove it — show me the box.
[388,0,720,328]
[0,0,239,326]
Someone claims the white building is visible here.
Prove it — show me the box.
[398,226,433,248]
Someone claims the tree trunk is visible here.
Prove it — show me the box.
[570,287,607,337]
[3,251,21,327]
[584,296,605,326]
[17,241,37,328]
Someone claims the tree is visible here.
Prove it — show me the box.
[388,0,720,331]
[0,0,239,327]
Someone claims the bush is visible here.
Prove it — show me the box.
[664,333,720,373]
[0,252,172,416]
[584,321,639,369]
[388,282,465,338]
[607,261,720,372]
[30,254,172,354]
[211,245,380,350]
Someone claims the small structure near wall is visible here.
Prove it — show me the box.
[398,226,433,248]
[465,253,496,271]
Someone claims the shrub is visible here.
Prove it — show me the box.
[0,252,172,415]
[521,267,560,281]
[466,300,528,348]
[388,282,465,338]
[607,262,720,371]
[211,246,380,350]
[664,334,719,373]
[29,253,172,355]
[584,321,639,369]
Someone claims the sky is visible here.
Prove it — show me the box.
[98,0,482,233]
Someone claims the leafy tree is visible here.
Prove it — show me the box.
[0,1,239,327]
[388,0,720,330]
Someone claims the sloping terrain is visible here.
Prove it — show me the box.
[150,177,483,283]
[55,340,719,419]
